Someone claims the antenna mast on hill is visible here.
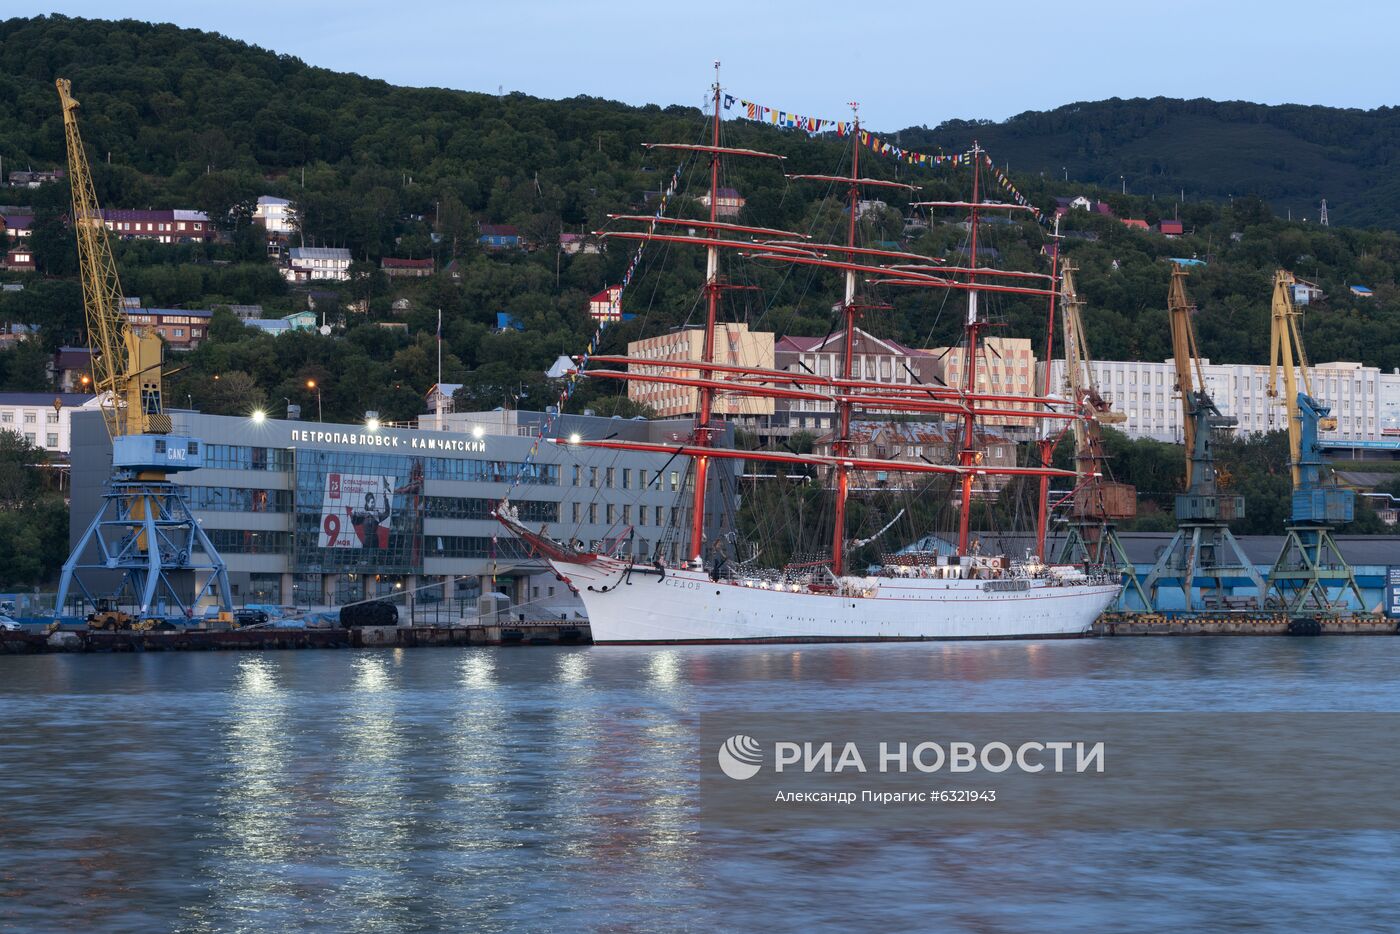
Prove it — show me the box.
[1319,199,1329,227]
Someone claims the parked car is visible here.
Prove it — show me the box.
[233,608,270,627]
[0,615,23,631]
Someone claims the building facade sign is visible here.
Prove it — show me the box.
[1387,567,1400,619]
[290,428,487,454]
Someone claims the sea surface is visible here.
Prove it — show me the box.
[3,639,1400,933]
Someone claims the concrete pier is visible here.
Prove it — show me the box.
[0,621,592,654]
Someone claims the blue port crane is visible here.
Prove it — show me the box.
[1264,270,1363,611]
[52,78,233,628]
[1142,264,1265,611]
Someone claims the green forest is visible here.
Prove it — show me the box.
[0,14,1397,582]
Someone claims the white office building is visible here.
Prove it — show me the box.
[1038,359,1400,442]
[0,392,106,455]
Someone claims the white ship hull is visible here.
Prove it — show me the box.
[550,557,1121,644]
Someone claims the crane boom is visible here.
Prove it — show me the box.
[1166,265,1207,487]
[56,78,168,439]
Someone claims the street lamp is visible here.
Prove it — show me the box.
[251,409,266,424]
[366,411,380,432]
[306,379,322,421]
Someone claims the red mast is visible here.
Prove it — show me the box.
[830,104,860,577]
[688,61,723,564]
[1034,216,1062,560]
[954,142,984,555]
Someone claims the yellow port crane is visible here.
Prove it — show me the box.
[1054,262,1145,608]
[52,78,232,626]
[56,78,170,442]
[1142,264,1264,611]
[1263,270,1362,611]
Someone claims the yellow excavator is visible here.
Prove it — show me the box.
[52,79,234,628]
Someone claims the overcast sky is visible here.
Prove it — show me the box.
[11,1,1399,130]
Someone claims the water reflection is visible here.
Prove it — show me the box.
[6,640,1400,931]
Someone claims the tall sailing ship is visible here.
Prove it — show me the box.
[499,69,1122,643]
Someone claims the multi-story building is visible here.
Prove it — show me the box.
[626,323,774,419]
[0,392,104,454]
[588,286,622,322]
[101,209,212,243]
[1037,358,1400,442]
[124,308,213,350]
[751,327,942,444]
[696,187,745,217]
[285,247,352,282]
[814,419,1015,494]
[70,409,738,613]
[923,336,1039,431]
[253,195,295,235]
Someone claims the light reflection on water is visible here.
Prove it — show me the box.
[2,639,1400,930]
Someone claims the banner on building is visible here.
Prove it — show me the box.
[1387,567,1400,619]
[319,473,394,549]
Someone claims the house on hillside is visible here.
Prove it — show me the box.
[1292,280,1325,305]
[495,313,524,332]
[3,248,34,272]
[1351,285,1375,299]
[560,232,603,255]
[225,304,264,320]
[1121,218,1149,231]
[588,286,622,322]
[1,213,33,239]
[425,383,463,416]
[286,247,351,282]
[7,169,65,189]
[697,187,746,218]
[51,347,94,392]
[478,224,521,251]
[381,257,434,278]
[253,195,296,235]
[1157,220,1184,238]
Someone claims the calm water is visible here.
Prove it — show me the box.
[3,639,1400,932]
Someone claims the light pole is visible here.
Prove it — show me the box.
[1120,175,1125,195]
[306,379,322,421]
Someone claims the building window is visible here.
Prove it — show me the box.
[589,503,597,524]
[606,467,615,488]
[46,412,58,424]
[606,504,616,524]
[46,433,58,448]
[589,467,598,488]
[622,468,631,489]
[572,502,580,523]
[23,412,35,424]
[622,505,631,525]
[1,413,12,424]
[572,465,581,486]
[669,471,679,492]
